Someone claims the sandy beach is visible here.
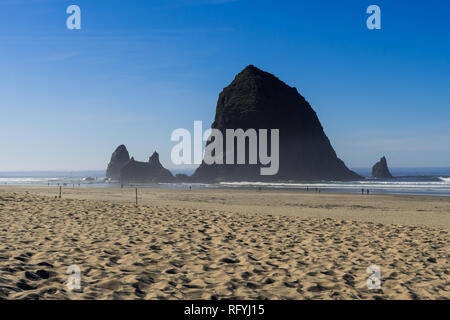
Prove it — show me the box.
[0,186,448,300]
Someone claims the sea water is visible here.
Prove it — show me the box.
[0,168,449,196]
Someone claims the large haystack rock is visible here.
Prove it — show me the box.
[193,65,360,181]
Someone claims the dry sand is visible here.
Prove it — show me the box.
[0,186,448,300]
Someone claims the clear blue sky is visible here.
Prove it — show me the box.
[0,0,449,171]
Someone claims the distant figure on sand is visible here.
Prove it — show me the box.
[361,189,364,195]
[189,185,192,191]
[367,189,370,195]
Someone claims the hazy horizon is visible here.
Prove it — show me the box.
[1,166,450,175]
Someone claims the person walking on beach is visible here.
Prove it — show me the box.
[361,188,364,195]
[367,189,370,195]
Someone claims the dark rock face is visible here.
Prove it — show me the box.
[175,173,189,182]
[106,145,130,180]
[120,151,174,183]
[372,156,394,179]
[193,65,361,181]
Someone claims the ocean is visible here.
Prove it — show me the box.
[0,168,449,196]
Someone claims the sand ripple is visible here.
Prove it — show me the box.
[0,192,448,300]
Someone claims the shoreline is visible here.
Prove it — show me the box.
[1,185,449,228]
[2,175,450,197]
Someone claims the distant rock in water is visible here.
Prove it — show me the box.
[106,145,130,180]
[193,65,361,181]
[120,151,174,183]
[372,156,394,179]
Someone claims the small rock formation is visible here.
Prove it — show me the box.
[120,151,174,183]
[372,156,394,179]
[106,145,130,180]
[193,65,361,181]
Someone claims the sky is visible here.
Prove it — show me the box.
[0,0,449,171]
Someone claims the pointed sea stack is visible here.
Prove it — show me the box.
[372,156,394,179]
[193,65,361,181]
[120,151,174,183]
[106,145,130,180]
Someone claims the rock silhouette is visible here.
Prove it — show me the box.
[193,65,360,181]
[372,156,394,179]
[106,145,130,180]
[120,151,174,183]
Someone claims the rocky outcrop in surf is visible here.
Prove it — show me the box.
[372,156,394,179]
[193,65,361,182]
[106,145,130,180]
[120,151,174,183]
[106,146,173,183]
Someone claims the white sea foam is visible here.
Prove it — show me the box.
[219,179,450,195]
[1,172,450,195]
[0,177,59,183]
